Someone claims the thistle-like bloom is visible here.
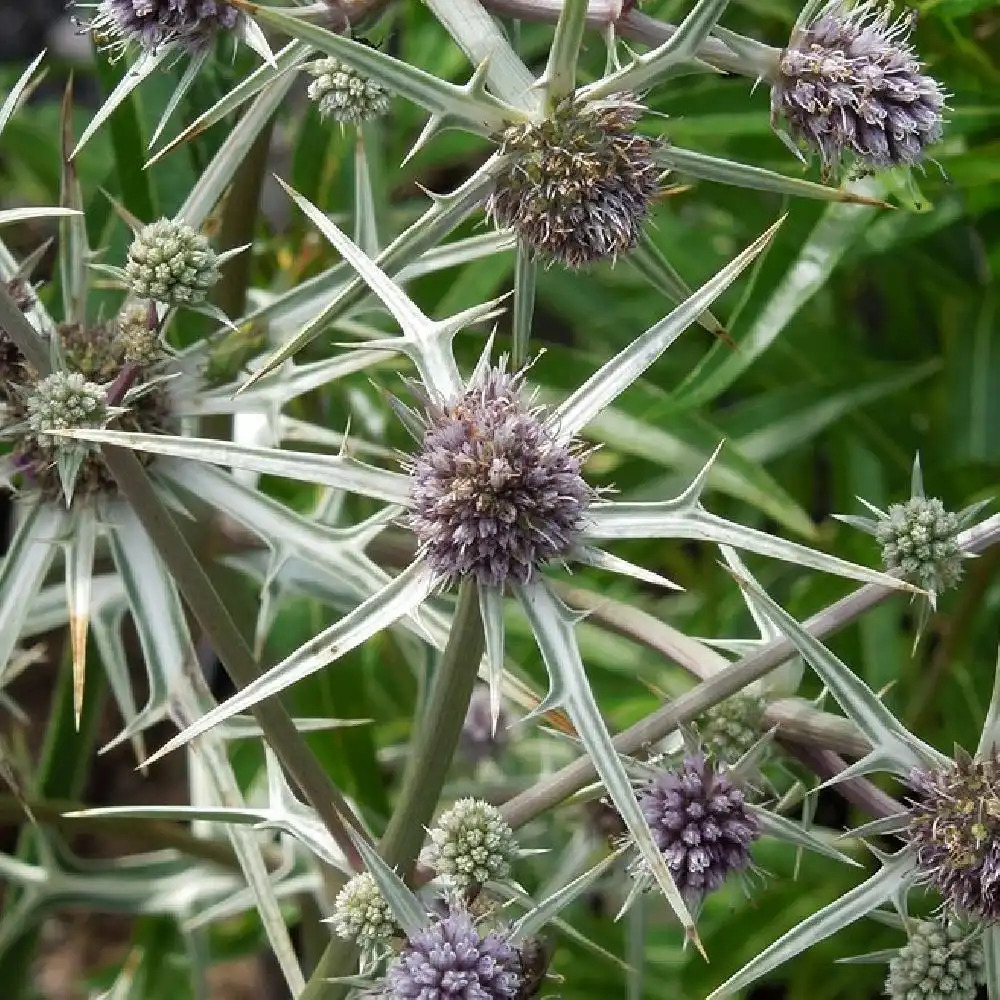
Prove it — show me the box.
[331,871,397,948]
[876,495,963,595]
[425,798,517,891]
[635,753,759,898]
[124,218,221,307]
[459,686,510,765]
[885,917,984,1000]
[907,749,1000,922]
[407,366,591,587]
[487,97,661,268]
[697,694,766,765]
[771,0,946,176]
[26,372,107,450]
[387,910,522,1000]
[88,0,239,53]
[305,58,391,126]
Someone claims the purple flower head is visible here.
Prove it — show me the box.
[407,365,591,588]
[636,753,759,899]
[487,96,661,269]
[771,0,946,177]
[88,0,239,54]
[907,748,1000,922]
[387,910,522,1000]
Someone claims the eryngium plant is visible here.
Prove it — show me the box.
[771,0,946,175]
[3,0,982,996]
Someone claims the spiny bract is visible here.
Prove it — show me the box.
[771,0,946,176]
[487,97,661,269]
[407,366,591,587]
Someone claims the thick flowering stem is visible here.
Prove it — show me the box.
[379,580,486,871]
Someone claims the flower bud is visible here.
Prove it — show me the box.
[304,58,391,126]
[330,871,397,948]
[26,371,106,450]
[885,917,984,1000]
[425,798,517,891]
[124,218,220,307]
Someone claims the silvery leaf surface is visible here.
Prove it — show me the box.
[517,578,700,948]
[706,851,915,1000]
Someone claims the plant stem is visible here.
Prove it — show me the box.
[499,513,1000,830]
[300,580,486,1000]
[98,445,367,872]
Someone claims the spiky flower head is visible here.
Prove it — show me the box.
[487,97,661,269]
[124,218,220,307]
[407,365,591,587]
[88,0,239,54]
[116,303,163,367]
[304,58,391,126]
[459,686,510,765]
[771,0,946,177]
[885,917,984,1000]
[387,910,522,1000]
[907,748,1000,922]
[26,372,107,450]
[876,495,963,595]
[424,798,517,892]
[697,694,767,765]
[331,871,397,949]
[634,753,759,899]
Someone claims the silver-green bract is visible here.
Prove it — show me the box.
[702,553,1000,1000]
[59,180,918,947]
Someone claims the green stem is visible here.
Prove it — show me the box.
[98,445,367,872]
[300,580,486,1000]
